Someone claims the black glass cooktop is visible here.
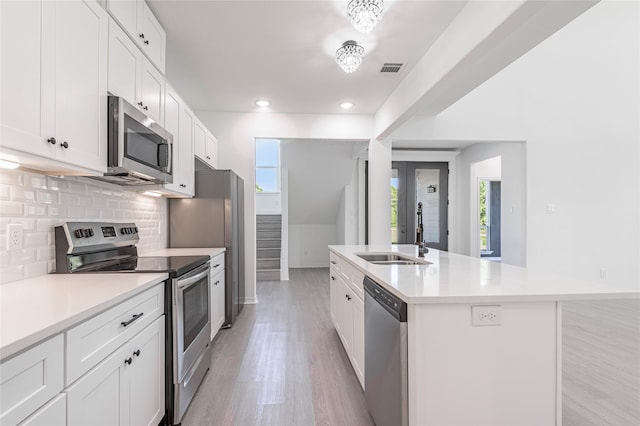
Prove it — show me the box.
[92,255,209,277]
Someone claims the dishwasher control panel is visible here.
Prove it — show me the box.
[364,276,407,321]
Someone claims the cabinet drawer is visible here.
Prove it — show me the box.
[66,284,164,385]
[0,335,64,426]
[329,252,341,271]
[347,264,364,300]
[18,394,66,426]
[210,253,225,274]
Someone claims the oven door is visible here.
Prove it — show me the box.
[174,262,211,381]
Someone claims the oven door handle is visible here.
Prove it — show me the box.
[177,265,209,290]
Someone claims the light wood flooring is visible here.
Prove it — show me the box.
[182,268,639,426]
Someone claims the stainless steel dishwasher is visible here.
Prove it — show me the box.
[364,276,408,426]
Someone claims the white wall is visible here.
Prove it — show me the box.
[288,224,337,268]
[0,168,167,284]
[393,0,639,285]
[197,111,374,301]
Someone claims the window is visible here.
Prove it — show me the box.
[255,139,280,193]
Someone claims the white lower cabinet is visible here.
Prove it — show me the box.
[66,316,165,426]
[19,394,66,426]
[0,335,64,426]
[329,255,365,388]
[210,253,226,340]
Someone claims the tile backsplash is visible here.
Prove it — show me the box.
[0,168,167,284]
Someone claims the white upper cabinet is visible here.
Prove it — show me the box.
[108,18,164,124]
[107,0,166,74]
[194,118,218,170]
[163,85,194,196]
[0,0,108,175]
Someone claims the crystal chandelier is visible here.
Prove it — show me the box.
[347,0,384,34]
[335,40,365,73]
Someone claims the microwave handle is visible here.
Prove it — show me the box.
[158,143,170,171]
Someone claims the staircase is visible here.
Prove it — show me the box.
[256,215,282,281]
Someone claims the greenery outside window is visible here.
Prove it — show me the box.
[256,139,280,193]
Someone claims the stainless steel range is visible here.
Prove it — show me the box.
[54,221,211,425]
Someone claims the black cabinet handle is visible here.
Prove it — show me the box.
[180,183,186,188]
[214,280,220,286]
[143,106,148,110]
[206,156,211,160]
[330,261,337,265]
[124,357,132,365]
[133,349,141,357]
[139,33,144,39]
[345,294,351,301]
[121,312,144,327]
[60,141,69,149]
[137,101,143,107]
[331,276,335,281]
[47,137,56,145]
[213,263,221,268]
[144,40,149,45]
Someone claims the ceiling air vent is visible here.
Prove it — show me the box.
[380,62,404,73]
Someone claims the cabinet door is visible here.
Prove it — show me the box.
[329,272,340,330]
[138,1,166,73]
[163,86,192,196]
[66,344,129,426]
[140,57,164,124]
[180,106,195,178]
[108,17,141,107]
[193,120,207,164]
[128,317,165,426]
[205,133,218,168]
[52,0,107,172]
[106,0,138,38]
[0,0,54,158]
[211,269,226,340]
[338,278,353,354]
[351,296,365,389]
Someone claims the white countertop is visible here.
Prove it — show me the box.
[143,247,225,258]
[329,245,639,304]
[0,273,167,360]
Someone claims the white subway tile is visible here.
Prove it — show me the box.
[0,201,23,216]
[10,248,37,264]
[0,184,10,199]
[0,170,22,186]
[101,209,115,219]
[67,181,86,193]
[24,261,47,278]
[37,218,58,232]
[59,192,78,206]
[93,197,108,208]
[47,176,69,191]
[0,251,10,267]
[37,245,54,261]
[37,190,57,204]
[12,218,36,232]
[10,187,36,202]
[85,207,100,219]
[107,200,119,209]
[48,206,67,217]
[0,265,24,284]
[25,232,48,248]
[25,174,48,189]
[68,205,86,218]
[0,218,10,232]
[77,195,92,207]
[48,259,56,273]
[25,205,47,217]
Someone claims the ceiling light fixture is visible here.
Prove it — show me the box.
[347,0,384,34]
[255,99,270,107]
[142,191,162,197]
[335,40,365,73]
[340,102,354,109]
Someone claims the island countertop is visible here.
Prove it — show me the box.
[329,244,639,304]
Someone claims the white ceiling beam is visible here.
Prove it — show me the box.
[374,0,598,141]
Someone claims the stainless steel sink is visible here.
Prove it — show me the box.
[355,252,430,266]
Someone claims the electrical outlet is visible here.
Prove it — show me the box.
[471,305,501,326]
[7,223,23,250]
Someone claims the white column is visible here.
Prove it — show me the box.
[368,138,392,244]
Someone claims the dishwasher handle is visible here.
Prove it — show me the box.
[364,276,407,322]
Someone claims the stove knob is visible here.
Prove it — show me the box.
[87,228,94,237]
[134,227,138,233]
[120,228,127,235]
[74,229,83,238]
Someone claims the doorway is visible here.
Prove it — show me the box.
[392,162,448,251]
[479,179,501,260]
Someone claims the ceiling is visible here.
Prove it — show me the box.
[148,0,467,115]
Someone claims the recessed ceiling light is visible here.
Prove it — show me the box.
[255,99,270,107]
[340,102,354,110]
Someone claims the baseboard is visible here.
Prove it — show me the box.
[242,296,259,304]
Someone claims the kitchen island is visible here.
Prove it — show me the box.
[328,244,639,426]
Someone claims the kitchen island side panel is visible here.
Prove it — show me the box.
[408,301,557,426]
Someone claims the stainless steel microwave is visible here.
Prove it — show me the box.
[98,95,173,185]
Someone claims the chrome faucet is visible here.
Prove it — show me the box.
[415,202,428,257]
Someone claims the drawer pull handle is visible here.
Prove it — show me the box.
[213,264,221,268]
[330,261,337,264]
[133,349,141,357]
[214,280,220,286]
[121,312,144,327]
[124,357,133,365]
[331,276,335,280]
[345,294,351,301]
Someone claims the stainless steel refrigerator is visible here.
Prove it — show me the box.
[168,169,245,326]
